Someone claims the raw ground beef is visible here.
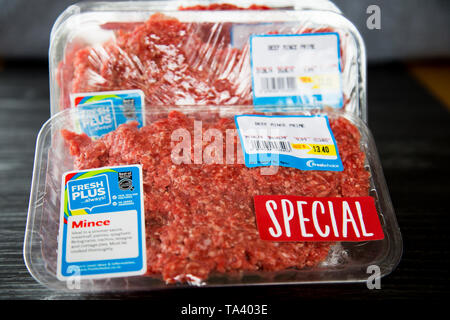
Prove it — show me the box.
[61,111,370,284]
[56,12,344,111]
[179,4,272,10]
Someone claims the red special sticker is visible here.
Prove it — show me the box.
[254,195,384,242]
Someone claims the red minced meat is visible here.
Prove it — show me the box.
[178,4,272,10]
[61,111,369,283]
[56,13,344,111]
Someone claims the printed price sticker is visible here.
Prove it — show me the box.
[250,33,343,108]
[235,114,343,171]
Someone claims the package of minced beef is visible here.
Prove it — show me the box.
[25,0,400,292]
[49,0,368,122]
[24,105,402,291]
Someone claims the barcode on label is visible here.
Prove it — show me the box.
[260,77,297,92]
[248,140,292,152]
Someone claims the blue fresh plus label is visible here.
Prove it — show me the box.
[57,165,146,280]
[235,115,343,171]
[67,174,111,211]
[70,90,145,139]
[250,33,343,109]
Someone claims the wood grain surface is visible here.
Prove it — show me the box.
[0,61,448,304]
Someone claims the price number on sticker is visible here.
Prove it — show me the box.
[312,145,331,154]
[292,143,337,156]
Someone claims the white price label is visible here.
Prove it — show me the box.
[250,33,343,108]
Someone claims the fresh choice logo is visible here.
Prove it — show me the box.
[67,175,111,212]
[306,160,315,168]
[306,160,339,169]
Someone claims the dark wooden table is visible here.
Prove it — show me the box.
[0,61,448,309]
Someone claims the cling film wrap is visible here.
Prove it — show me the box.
[23,1,394,292]
[25,106,402,291]
[51,1,367,121]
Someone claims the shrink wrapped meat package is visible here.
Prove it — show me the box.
[50,0,367,121]
[24,1,401,292]
[25,105,402,291]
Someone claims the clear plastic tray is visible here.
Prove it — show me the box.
[49,0,368,121]
[24,106,401,292]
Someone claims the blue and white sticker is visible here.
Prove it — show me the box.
[57,165,146,280]
[250,33,343,109]
[235,114,343,171]
[70,90,145,139]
